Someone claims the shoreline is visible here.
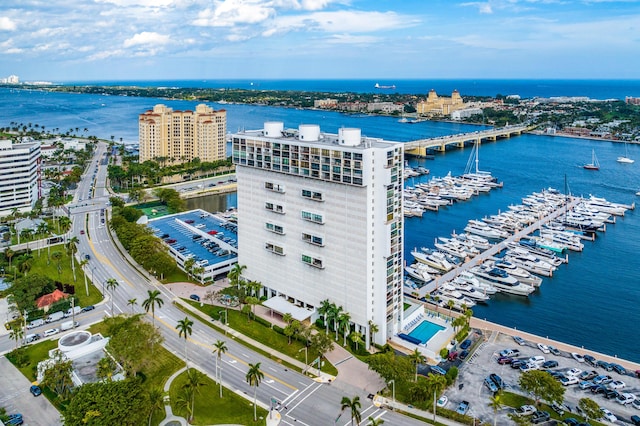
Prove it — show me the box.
[528,130,640,144]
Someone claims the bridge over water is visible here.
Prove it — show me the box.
[404,124,530,157]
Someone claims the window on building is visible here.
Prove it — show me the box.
[265,181,285,193]
[302,254,324,269]
[266,223,284,234]
[301,189,323,201]
[301,211,323,224]
[302,233,324,246]
[265,242,285,256]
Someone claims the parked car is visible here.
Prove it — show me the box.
[600,407,617,423]
[490,373,504,389]
[456,400,470,415]
[500,348,521,357]
[552,402,567,416]
[436,395,448,408]
[632,398,640,410]
[511,359,528,369]
[596,360,613,371]
[30,385,42,396]
[579,380,594,390]
[81,305,95,312]
[571,353,585,363]
[564,418,580,425]
[497,356,513,365]
[542,360,559,369]
[590,384,608,394]
[617,393,636,405]
[578,370,598,381]
[531,410,551,424]
[513,336,526,345]
[611,363,626,375]
[604,389,620,400]
[631,415,640,426]
[460,339,472,350]
[25,333,41,343]
[484,376,499,393]
[548,346,561,356]
[431,365,447,375]
[459,350,469,361]
[566,368,583,377]
[609,380,625,389]
[447,351,459,361]
[515,405,537,416]
[189,294,201,302]
[561,376,579,386]
[583,354,597,367]
[537,343,550,353]
[520,362,538,372]
[43,328,60,337]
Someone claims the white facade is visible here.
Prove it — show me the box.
[232,123,405,347]
[0,140,41,216]
[451,107,483,120]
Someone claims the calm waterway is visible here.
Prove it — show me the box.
[1,85,639,362]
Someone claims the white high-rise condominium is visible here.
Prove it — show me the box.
[0,140,41,216]
[138,104,227,164]
[232,122,404,348]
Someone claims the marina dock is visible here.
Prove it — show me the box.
[429,195,582,287]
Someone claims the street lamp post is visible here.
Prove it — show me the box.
[388,379,395,410]
[218,309,228,334]
[298,347,308,373]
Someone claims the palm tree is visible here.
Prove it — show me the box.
[227,263,246,290]
[127,298,137,314]
[350,331,364,351]
[425,373,448,422]
[67,236,79,282]
[367,417,384,426]
[212,340,228,398]
[340,395,362,425]
[51,251,63,276]
[329,305,342,340]
[318,299,333,333]
[142,289,164,327]
[105,278,119,316]
[5,247,15,269]
[433,295,441,312]
[245,362,264,422]
[409,348,427,382]
[368,320,379,347]
[447,299,455,317]
[182,369,206,422]
[338,312,351,346]
[489,390,503,426]
[79,258,89,296]
[176,317,194,368]
[9,327,24,349]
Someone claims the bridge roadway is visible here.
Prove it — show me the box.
[404,124,529,157]
[431,196,580,286]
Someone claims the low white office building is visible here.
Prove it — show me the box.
[0,140,41,216]
[232,122,405,348]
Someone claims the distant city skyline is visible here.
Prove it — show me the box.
[1,0,639,82]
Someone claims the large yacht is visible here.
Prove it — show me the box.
[486,259,543,287]
[470,265,536,296]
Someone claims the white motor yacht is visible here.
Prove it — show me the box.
[404,264,434,283]
[445,279,491,302]
[453,271,498,295]
[411,249,454,272]
[464,220,509,239]
[470,265,535,296]
[452,232,492,251]
[503,252,556,277]
[486,259,543,287]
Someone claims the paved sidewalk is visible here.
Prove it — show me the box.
[159,366,188,426]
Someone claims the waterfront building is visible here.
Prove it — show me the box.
[138,104,227,165]
[0,140,41,216]
[232,122,405,347]
[366,102,404,114]
[416,89,466,116]
[451,107,483,120]
[313,99,338,108]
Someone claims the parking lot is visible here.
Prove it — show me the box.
[440,332,640,425]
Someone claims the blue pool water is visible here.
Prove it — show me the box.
[408,320,446,344]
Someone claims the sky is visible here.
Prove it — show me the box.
[1,0,639,82]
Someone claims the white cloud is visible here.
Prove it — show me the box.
[124,32,172,47]
[324,34,381,44]
[193,0,275,27]
[0,16,17,31]
[460,2,493,14]
[94,0,188,7]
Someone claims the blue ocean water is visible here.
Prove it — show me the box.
[1,83,639,362]
[62,79,640,100]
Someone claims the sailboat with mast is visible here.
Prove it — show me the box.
[617,142,634,164]
[583,149,600,170]
[461,141,500,185]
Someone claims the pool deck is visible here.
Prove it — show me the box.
[393,313,455,363]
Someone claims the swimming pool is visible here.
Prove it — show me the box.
[408,320,446,344]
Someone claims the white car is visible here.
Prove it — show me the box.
[537,343,550,354]
[43,328,60,337]
[600,407,617,423]
[571,352,585,363]
[515,405,537,416]
[609,380,625,389]
[616,393,636,405]
[561,376,579,386]
[436,395,448,408]
[632,398,640,410]
[566,368,583,377]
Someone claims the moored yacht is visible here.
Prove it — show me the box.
[486,258,543,287]
[452,271,498,295]
[445,279,491,302]
[503,251,556,277]
[470,265,536,296]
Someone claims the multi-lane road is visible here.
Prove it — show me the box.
[3,142,425,426]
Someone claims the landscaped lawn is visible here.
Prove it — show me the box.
[183,299,339,376]
[6,339,58,381]
[169,369,267,425]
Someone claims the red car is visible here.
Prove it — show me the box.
[447,351,459,361]
[497,356,513,365]
[80,230,85,235]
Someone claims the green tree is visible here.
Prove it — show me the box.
[67,236,79,281]
[578,397,601,422]
[142,289,164,327]
[9,326,24,350]
[182,369,206,422]
[127,298,137,315]
[368,320,379,347]
[41,351,74,400]
[246,362,264,422]
[79,258,90,296]
[367,417,384,426]
[96,356,117,382]
[105,278,119,316]
[338,311,351,346]
[518,370,565,406]
[183,257,195,279]
[176,316,194,368]
[350,331,364,351]
[105,315,164,376]
[51,250,63,275]
[64,379,150,426]
[340,395,362,426]
[408,348,427,382]
[212,340,228,397]
[227,263,246,290]
[147,387,165,426]
[489,390,503,426]
[318,299,333,333]
[310,332,335,374]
